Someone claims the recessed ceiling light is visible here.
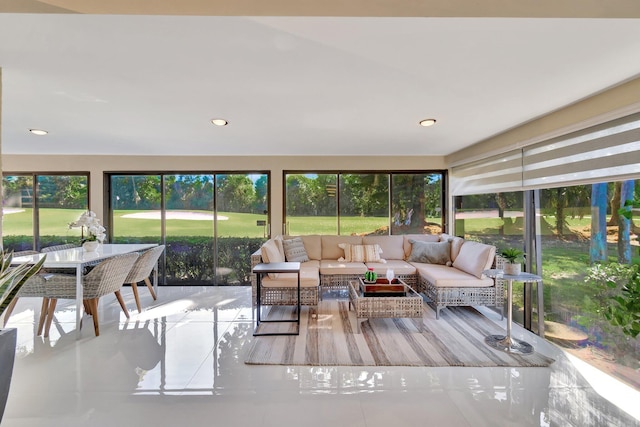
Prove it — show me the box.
[419,119,437,127]
[210,119,228,126]
[29,129,48,135]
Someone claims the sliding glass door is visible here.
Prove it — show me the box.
[109,172,268,285]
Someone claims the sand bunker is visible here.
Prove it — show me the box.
[2,208,25,215]
[121,211,228,221]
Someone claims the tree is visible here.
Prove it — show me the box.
[617,180,635,264]
[590,183,608,263]
[254,175,268,213]
[216,175,255,213]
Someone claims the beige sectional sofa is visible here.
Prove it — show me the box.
[251,233,502,319]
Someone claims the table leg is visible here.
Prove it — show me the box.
[485,279,533,354]
[254,273,262,333]
[75,266,83,340]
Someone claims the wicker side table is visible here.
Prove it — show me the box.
[348,280,424,333]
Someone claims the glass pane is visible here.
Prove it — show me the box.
[216,173,268,285]
[339,173,389,235]
[285,174,337,235]
[540,180,640,390]
[391,173,444,235]
[454,191,525,320]
[164,174,214,285]
[37,175,88,248]
[111,175,162,244]
[2,175,35,251]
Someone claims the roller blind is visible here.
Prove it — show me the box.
[523,112,640,188]
[450,112,640,196]
[450,149,522,196]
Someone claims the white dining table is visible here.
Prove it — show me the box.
[13,243,158,339]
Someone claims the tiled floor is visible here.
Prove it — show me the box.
[2,286,639,427]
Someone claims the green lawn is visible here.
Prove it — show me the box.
[3,208,442,238]
[2,208,269,238]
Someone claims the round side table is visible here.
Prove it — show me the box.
[483,269,542,355]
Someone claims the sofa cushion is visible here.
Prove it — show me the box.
[260,239,285,279]
[260,264,320,288]
[415,263,494,288]
[338,243,384,263]
[362,235,405,260]
[452,241,496,279]
[282,237,310,262]
[407,240,451,265]
[320,260,368,275]
[439,233,465,262]
[321,235,362,259]
[365,259,416,276]
[284,235,322,260]
[403,234,440,259]
[273,235,285,258]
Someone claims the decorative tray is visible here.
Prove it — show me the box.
[358,277,406,296]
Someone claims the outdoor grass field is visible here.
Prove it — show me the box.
[2,208,443,238]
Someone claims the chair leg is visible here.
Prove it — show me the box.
[83,300,92,316]
[44,299,58,338]
[130,282,142,312]
[143,277,157,300]
[37,298,50,336]
[114,291,130,318]
[2,297,19,327]
[89,298,100,336]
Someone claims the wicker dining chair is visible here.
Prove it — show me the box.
[40,252,139,337]
[123,245,164,312]
[41,243,78,253]
[2,250,48,330]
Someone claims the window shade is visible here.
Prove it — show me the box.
[450,150,522,196]
[450,112,640,196]
[523,112,640,188]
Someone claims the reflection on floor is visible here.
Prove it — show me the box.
[3,286,640,427]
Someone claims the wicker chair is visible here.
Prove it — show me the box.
[123,245,164,312]
[2,250,48,329]
[40,252,139,337]
[41,243,78,253]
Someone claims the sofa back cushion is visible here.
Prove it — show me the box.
[284,235,322,260]
[452,241,496,279]
[439,233,465,261]
[363,235,404,260]
[261,239,284,263]
[322,235,362,259]
[260,239,285,279]
[407,240,451,265]
[403,234,440,259]
[282,237,310,262]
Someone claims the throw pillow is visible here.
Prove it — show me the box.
[282,237,310,262]
[407,240,451,265]
[338,243,385,263]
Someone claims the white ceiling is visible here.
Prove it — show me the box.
[1,14,640,156]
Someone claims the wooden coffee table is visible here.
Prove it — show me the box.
[348,279,424,333]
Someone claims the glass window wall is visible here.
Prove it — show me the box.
[2,173,89,251]
[285,171,445,236]
[109,172,268,286]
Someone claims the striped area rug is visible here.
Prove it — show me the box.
[245,300,554,367]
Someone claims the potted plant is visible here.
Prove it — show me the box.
[0,251,46,423]
[69,210,106,251]
[500,248,525,275]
